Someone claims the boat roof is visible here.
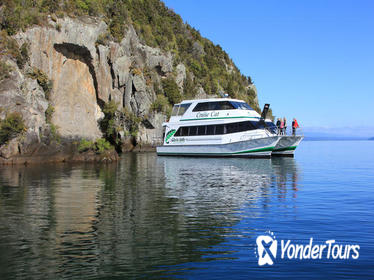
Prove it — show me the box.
[178,98,245,105]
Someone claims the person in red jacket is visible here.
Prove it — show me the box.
[292,118,299,136]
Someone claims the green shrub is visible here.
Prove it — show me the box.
[27,67,53,99]
[183,76,196,98]
[78,139,94,152]
[162,77,181,105]
[49,123,60,143]
[153,80,163,96]
[0,31,28,68]
[0,61,13,81]
[123,108,140,137]
[0,112,25,145]
[95,138,112,154]
[78,138,112,154]
[96,32,110,46]
[151,94,171,115]
[131,67,142,76]
[99,101,120,145]
[17,42,29,68]
[45,104,54,123]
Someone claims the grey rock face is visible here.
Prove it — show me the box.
[175,63,186,90]
[137,112,166,146]
[132,74,147,92]
[0,138,20,159]
[15,17,106,140]
[11,17,176,148]
[0,58,48,146]
[192,41,205,58]
[113,55,132,88]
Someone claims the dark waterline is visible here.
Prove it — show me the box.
[0,141,373,279]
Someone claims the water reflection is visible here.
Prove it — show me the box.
[271,157,300,198]
[0,153,300,279]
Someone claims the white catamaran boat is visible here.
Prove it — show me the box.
[156,98,303,157]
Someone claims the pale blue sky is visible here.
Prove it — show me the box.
[163,0,374,134]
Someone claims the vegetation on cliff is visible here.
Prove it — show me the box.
[0,30,29,69]
[0,112,25,145]
[27,67,53,99]
[99,101,121,147]
[0,60,12,81]
[162,77,182,105]
[78,138,113,154]
[0,0,260,111]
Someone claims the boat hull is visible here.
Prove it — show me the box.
[156,136,280,158]
[272,136,304,157]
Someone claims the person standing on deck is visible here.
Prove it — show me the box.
[292,118,299,136]
[276,118,281,135]
[283,117,287,135]
[280,118,284,135]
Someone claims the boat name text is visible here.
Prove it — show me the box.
[196,112,219,118]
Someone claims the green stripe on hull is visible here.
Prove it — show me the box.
[180,116,260,121]
[158,146,274,156]
[272,146,297,152]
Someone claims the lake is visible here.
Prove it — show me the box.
[0,141,373,279]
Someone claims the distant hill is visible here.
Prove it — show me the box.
[302,126,374,141]
[304,137,368,141]
[369,137,374,140]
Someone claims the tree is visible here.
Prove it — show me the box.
[162,77,181,104]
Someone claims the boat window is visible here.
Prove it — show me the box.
[192,101,235,112]
[197,126,206,136]
[174,126,184,136]
[189,126,198,136]
[177,103,191,116]
[251,121,265,129]
[171,105,180,116]
[215,124,224,135]
[206,125,215,135]
[227,122,242,134]
[173,121,265,137]
[220,101,235,110]
[265,121,277,133]
[192,102,209,112]
[230,101,253,110]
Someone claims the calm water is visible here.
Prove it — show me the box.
[0,141,373,279]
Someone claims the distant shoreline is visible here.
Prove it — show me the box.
[303,137,372,141]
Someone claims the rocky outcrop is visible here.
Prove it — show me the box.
[15,17,107,140]
[0,14,260,163]
[0,16,178,162]
[175,63,186,90]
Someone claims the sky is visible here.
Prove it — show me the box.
[163,0,374,136]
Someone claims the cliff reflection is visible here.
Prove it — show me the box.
[0,153,300,279]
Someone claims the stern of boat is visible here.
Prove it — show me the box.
[272,136,304,157]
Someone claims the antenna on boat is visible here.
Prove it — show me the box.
[260,104,272,131]
[219,90,229,98]
[261,104,270,120]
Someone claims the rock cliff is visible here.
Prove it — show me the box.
[0,7,261,163]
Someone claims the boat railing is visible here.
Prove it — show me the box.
[276,126,304,136]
